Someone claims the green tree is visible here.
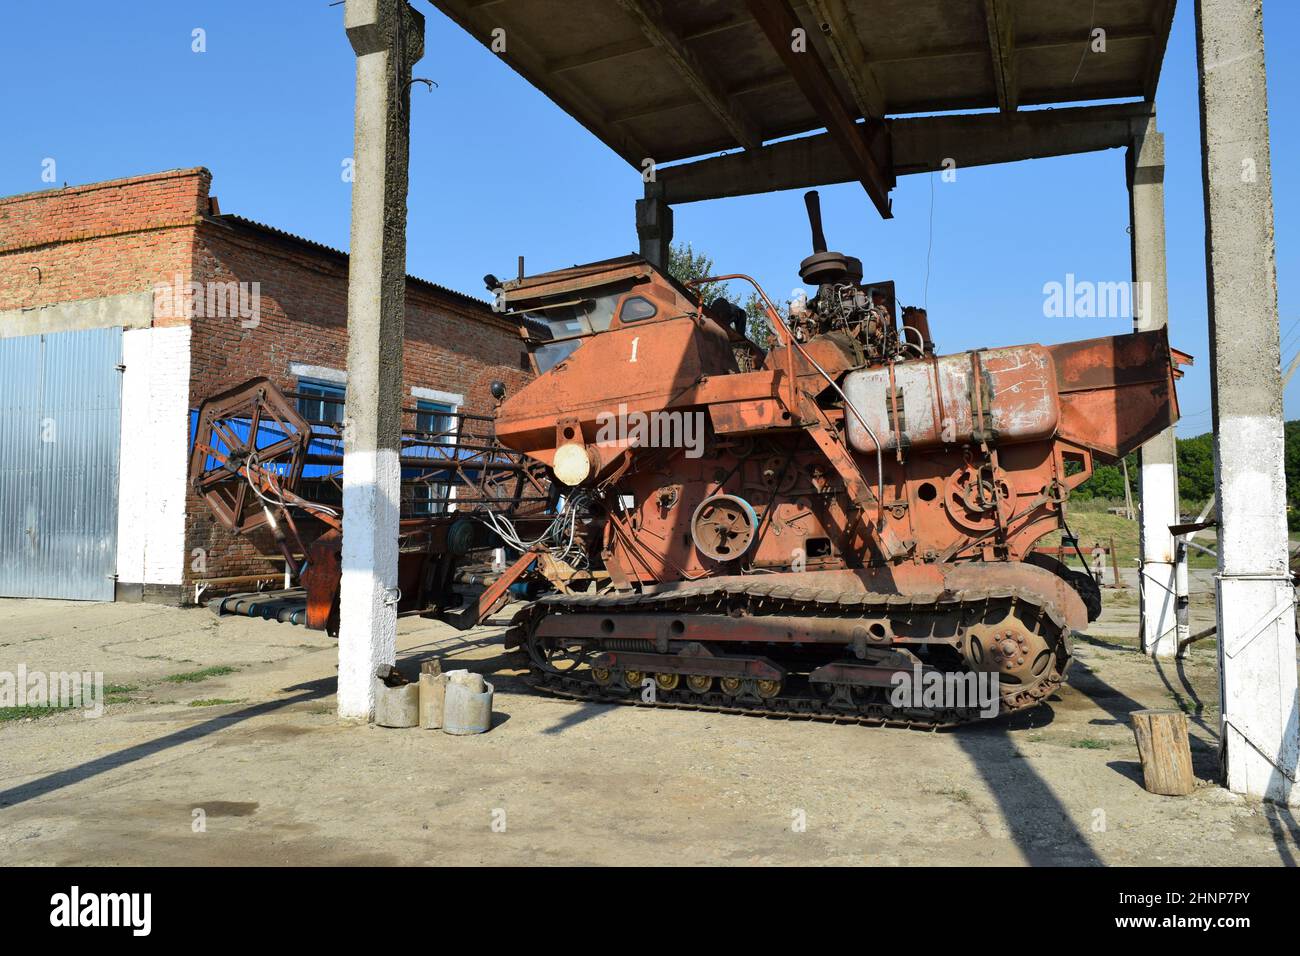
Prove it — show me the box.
[1285,421,1300,525]
[1176,432,1215,502]
[666,243,731,308]
[667,241,781,350]
[1070,425,1300,513]
[742,291,778,350]
[1072,453,1135,501]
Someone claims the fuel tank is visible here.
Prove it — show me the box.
[843,344,1059,453]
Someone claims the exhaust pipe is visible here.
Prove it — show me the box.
[804,190,827,254]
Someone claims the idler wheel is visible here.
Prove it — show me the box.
[540,639,588,673]
[686,674,713,694]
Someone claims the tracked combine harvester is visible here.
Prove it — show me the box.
[191,191,1184,728]
[489,191,1184,727]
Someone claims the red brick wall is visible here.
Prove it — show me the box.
[0,166,534,593]
[188,222,531,413]
[0,168,208,318]
[186,218,534,585]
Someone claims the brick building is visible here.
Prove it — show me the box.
[0,168,532,603]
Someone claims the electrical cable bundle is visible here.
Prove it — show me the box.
[474,490,590,567]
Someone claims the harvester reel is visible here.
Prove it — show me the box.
[690,494,759,562]
[189,377,312,534]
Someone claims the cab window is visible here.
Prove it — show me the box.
[532,339,582,373]
[521,284,635,341]
[618,296,657,323]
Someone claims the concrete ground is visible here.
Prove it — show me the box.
[1,585,1297,866]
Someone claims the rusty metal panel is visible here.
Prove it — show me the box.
[1050,328,1172,392]
[708,398,785,434]
[1048,328,1177,461]
[495,314,734,452]
[843,345,1059,452]
[0,327,122,600]
[503,257,651,303]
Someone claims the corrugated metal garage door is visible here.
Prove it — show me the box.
[0,327,123,600]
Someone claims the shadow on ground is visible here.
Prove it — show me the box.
[0,677,334,809]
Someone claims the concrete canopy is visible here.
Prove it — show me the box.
[431,0,1175,215]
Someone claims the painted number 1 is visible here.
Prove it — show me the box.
[630,337,639,363]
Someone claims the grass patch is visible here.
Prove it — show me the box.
[4,684,142,716]
[1070,738,1113,750]
[0,704,75,721]
[104,682,137,705]
[1045,510,1140,569]
[1046,507,1222,573]
[161,666,237,684]
[187,698,244,708]
[1167,692,1208,716]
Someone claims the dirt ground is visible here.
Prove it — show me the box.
[1,585,1297,866]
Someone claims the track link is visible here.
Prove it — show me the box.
[508,574,1074,730]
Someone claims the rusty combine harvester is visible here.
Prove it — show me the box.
[191,191,1184,728]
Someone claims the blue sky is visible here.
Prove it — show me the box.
[1,1,1295,436]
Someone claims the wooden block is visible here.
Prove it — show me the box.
[418,672,448,730]
[1130,709,1196,795]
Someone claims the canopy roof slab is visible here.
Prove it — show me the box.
[432,0,1176,214]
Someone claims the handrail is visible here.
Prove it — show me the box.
[689,273,885,510]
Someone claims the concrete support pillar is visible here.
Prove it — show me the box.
[337,0,424,721]
[636,182,673,270]
[1126,117,1181,659]
[1195,0,1298,803]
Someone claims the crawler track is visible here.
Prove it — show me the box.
[508,574,1075,730]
